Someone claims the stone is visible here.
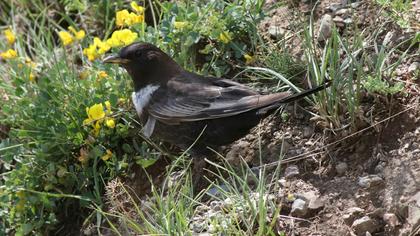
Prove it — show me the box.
[335,162,348,175]
[268,25,285,39]
[383,213,400,227]
[335,8,351,17]
[343,207,365,225]
[351,216,378,235]
[318,14,333,42]
[357,175,384,188]
[328,3,343,13]
[291,199,308,217]
[408,61,419,74]
[383,31,396,47]
[343,18,353,25]
[351,2,362,8]
[284,165,300,178]
[302,126,313,138]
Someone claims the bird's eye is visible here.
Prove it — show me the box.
[135,50,142,57]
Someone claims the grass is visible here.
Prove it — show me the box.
[0,0,416,235]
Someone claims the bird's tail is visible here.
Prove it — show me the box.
[279,80,332,104]
[257,80,332,115]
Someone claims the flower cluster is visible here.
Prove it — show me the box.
[116,2,145,27]
[83,101,116,136]
[0,28,17,59]
[218,31,232,44]
[82,1,143,61]
[83,29,138,61]
[58,26,86,46]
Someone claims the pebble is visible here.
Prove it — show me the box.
[268,25,285,39]
[383,213,400,227]
[357,175,384,188]
[382,31,396,47]
[291,198,308,217]
[408,61,419,73]
[335,162,348,175]
[318,14,333,42]
[335,8,351,17]
[284,165,300,178]
[351,216,378,235]
[343,18,353,25]
[343,207,365,225]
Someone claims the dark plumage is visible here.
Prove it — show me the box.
[103,42,330,156]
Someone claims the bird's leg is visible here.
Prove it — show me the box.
[191,157,208,193]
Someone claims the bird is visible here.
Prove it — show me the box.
[103,42,330,158]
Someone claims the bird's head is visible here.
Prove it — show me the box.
[103,42,182,90]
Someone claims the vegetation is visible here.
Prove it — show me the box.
[0,0,417,234]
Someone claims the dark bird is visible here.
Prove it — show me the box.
[103,42,330,158]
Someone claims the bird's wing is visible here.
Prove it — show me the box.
[147,75,292,124]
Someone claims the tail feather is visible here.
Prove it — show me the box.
[258,80,331,115]
[279,80,332,104]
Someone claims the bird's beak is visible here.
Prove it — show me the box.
[103,55,130,64]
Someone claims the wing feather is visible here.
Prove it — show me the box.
[147,75,291,124]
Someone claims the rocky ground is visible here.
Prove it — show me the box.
[104,0,419,235]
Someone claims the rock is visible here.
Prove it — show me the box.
[268,25,285,39]
[206,184,228,198]
[328,3,344,13]
[383,31,396,47]
[335,8,351,17]
[302,126,312,138]
[407,203,420,230]
[351,216,379,235]
[291,199,308,217]
[357,175,384,188]
[190,220,206,233]
[308,196,325,211]
[383,213,400,227]
[343,207,365,225]
[284,165,300,179]
[333,16,345,28]
[351,2,362,8]
[344,18,353,25]
[335,162,348,175]
[408,61,419,73]
[223,197,234,208]
[318,14,333,42]
[333,16,344,23]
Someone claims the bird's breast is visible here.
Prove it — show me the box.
[131,85,160,118]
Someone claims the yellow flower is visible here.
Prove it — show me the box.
[29,73,36,82]
[174,21,188,30]
[105,101,112,112]
[83,44,99,61]
[93,121,101,136]
[25,57,37,68]
[116,10,130,27]
[3,28,16,45]
[58,31,74,46]
[84,103,105,124]
[97,70,108,79]
[116,9,143,27]
[68,26,86,40]
[130,2,145,14]
[244,54,255,65]
[0,49,17,59]
[105,118,115,128]
[219,31,232,44]
[106,29,138,47]
[94,37,111,54]
[101,149,113,161]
